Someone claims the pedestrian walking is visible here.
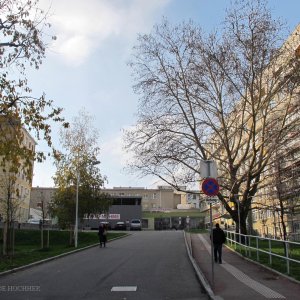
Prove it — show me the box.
[98,223,107,248]
[211,223,226,264]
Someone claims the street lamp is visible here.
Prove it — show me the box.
[74,160,100,248]
[233,194,241,244]
[228,180,241,244]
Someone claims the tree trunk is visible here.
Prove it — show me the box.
[11,223,15,257]
[41,225,44,249]
[2,221,15,257]
[279,201,288,241]
[240,218,248,236]
[47,230,50,248]
[69,226,74,246]
[2,221,8,256]
[230,203,248,236]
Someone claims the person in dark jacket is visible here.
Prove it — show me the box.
[211,223,226,264]
[98,224,107,248]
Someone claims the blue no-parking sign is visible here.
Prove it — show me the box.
[201,178,219,196]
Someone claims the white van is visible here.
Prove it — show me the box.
[130,219,142,231]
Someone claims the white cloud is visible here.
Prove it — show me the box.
[56,35,92,65]
[99,130,163,188]
[101,132,129,167]
[40,0,171,66]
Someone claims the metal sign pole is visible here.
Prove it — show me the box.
[200,159,218,289]
[210,202,214,287]
[207,161,211,177]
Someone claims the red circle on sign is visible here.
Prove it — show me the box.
[202,178,219,196]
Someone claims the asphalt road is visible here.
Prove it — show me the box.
[0,231,206,300]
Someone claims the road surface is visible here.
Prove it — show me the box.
[0,231,206,300]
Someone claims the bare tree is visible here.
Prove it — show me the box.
[125,0,300,234]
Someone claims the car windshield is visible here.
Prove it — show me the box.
[132,220,140,224]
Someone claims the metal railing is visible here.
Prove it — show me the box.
[225,230,300,276]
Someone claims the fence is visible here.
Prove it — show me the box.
[225,230,300,278]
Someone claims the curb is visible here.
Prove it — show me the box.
[0,234,129,278]
[184,231,220,300]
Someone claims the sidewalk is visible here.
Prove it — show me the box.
[188,233,300,300]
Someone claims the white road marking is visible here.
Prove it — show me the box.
[198,234,285,299]
[111,286,137,292]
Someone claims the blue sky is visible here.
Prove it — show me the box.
[31,0,300,189]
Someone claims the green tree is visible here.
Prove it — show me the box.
[125,0,300,235]
[51,109,109,245]
[0,0,67,157]
[0,0,67,255]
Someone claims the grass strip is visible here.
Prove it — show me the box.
[0,229,126,272]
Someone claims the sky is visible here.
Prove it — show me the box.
[31,0,300,189]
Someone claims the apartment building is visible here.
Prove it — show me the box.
[0,119,36,223]
[251,98,300,238]
[249,26,300,239]
[203,24,300,238]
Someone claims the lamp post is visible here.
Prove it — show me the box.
[237,198,241,244]
[228,180,241,244]
[234,194,241,244]
[74,160,100,248]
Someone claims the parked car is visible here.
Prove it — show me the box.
[114,221,127,230]
[130,219,142,231]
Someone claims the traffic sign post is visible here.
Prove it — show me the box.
[209,202,214,287]
[201,177,219,289]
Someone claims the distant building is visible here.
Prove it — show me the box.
[83,195,143,229]
[30,187,56,211]
[186,191,201,209]
[102,186,182,211]
[29,187,56,220]
[30,185,203,230]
